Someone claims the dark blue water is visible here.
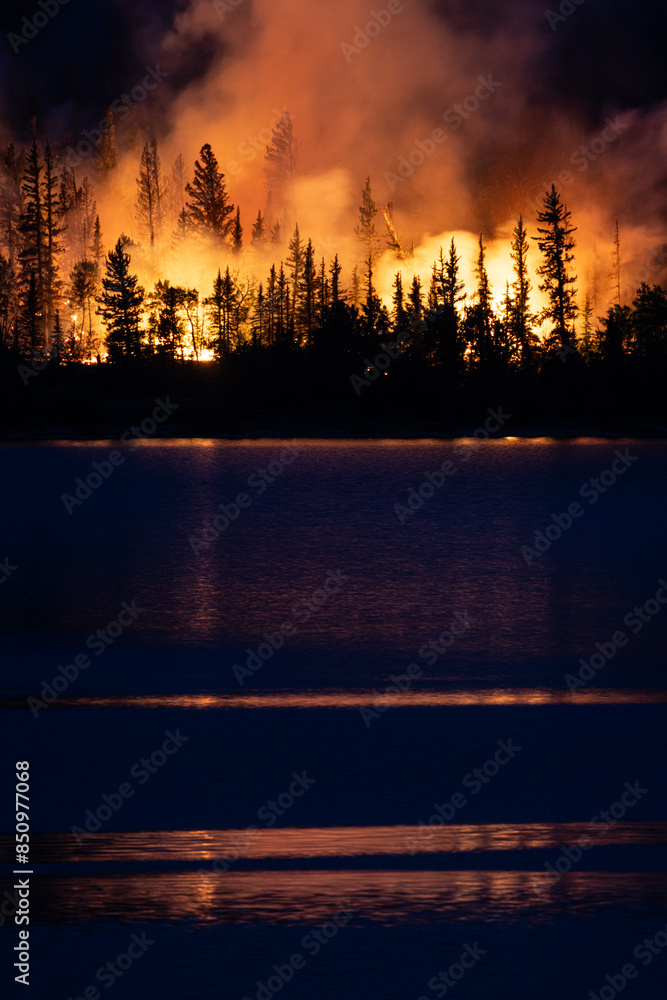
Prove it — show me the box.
[1,439,666,999]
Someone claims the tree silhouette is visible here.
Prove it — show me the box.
[186,144,234,245]
[533,185,578,349]
[97,237,144,360]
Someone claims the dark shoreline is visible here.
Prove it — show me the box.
[2,421,666,442]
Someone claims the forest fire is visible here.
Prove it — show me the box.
[0,0,665,396]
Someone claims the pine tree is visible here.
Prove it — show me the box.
[18,142,51,352]
[97,237,144,359]
[136,139,166,251]
[441,239,465,313]
[42,144,65,338]
[392,272,406,329]
[91,216,104,273]
[463,235,494,369]
[264,112,299,213]
[186,144,234,245]
[316,257,329,322]
[171,154,187,231]
[232,207,243,254]
[148,281,187,359]
[407,275,423,322]
[298,238,316,341]
[611,219,622,307]
[51,309,64,362]
[329,254,344,305]
[361,251,388,337]
[93,109,118,176]
[355,177,381,261]
[251,210,266,247]
[286,223,304,320]
[271,220,283,245]
[509,216,535,364]
[533,184,578,348]
[70,259,98,339]
[0,144,24,340]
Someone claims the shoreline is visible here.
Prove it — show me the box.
[2,421,667,442]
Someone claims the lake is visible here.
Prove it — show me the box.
[1,439,666,999]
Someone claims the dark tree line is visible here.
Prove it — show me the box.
[1,114,667,424]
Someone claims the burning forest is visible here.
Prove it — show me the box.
[1,0,666,430]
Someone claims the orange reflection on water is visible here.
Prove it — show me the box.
[33,870,667,926]
[14,821,667,864]
[38,687,667,710]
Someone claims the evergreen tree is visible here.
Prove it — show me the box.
[185,144,234,245]
[232,207,243,254]
[533,184,578,348]
[298,238,316,341]
[610,219,622,307]
[251,210,266,247]
[42,143,65,337]
[136,139,166,251]
[93,109,118,176]
[392,272,406,329]
[361,251,389,337]
[407,275,423,322]
[264,111,299,213]
[205,267,238,357]
[509,216,536,365]
[631,283,667,360]
[442,239,466,313]
[329,254,344,305]
[18,141,47,350]
[70,259,97,340]
[0,145,24,340]
[355,176,381,261]
[91,216,104,275]
[171,154,187,232]
[97,237,144,359]
[286,223,304,320]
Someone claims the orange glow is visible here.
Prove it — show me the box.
[38,687,667,711]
